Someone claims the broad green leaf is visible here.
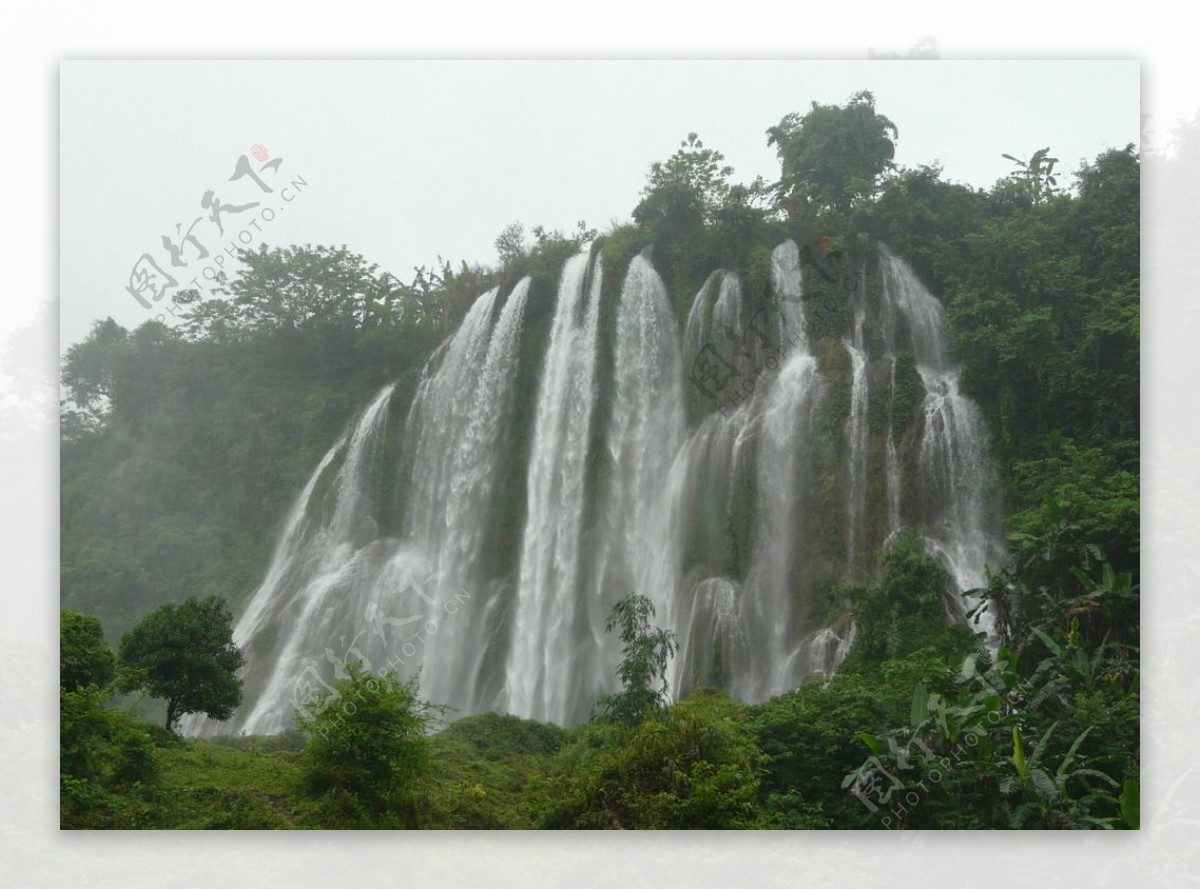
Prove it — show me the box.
[910,683,929,727]
[1120,778,1140,829]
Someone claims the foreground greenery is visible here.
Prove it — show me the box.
[60,89,1139,829]
[62,526,1138,830]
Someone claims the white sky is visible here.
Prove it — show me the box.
[59,59,1140,348]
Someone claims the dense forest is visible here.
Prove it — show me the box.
[60,91,1139,829]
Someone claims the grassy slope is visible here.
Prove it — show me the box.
[141,713,565,830]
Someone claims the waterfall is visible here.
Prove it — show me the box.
[738,240,825,700]
[207,383,396,735]
[790,622,858,678]
[675,577,747,689]
[588,253,687,702]
[736,350,823,700]
[843,339,868,567]
[885,358,902,534]
[916,369,998,608]
[178,433,348,737]
[408,279,531,712]
[183,277,532,735]
[843,263,869,569]
[878,248,1002,635]
[674,241,826,702]
[230,436,347,651]
[772,237,807,342]
[504,252,604,725]
[685,271,739,358]
[879,250,946,370]
[402,287,502,549]
[187,239,1007,736]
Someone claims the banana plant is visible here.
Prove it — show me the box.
[1031,622,1111,693]
[1005,722,1121,828]
[1002,147,1060,203]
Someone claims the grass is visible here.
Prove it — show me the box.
[151,738,310,828]
[125,712,567,829]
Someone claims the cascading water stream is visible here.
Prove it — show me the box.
[178,435,349,737]
[884,358,902,535]
[403,287,503,549]
[504,253,604,725]
[740,240,827,699]
[878,248,1002,635]
[673,240,830,701]
[184,278,531,734]
[408,279,531,712]
[223,382,396,735]
[736,349,822,700]
[842,264,869,568]
[588,253,687,698]
[843,340,868,567]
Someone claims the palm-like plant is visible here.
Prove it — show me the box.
[1002,147,1060,203]
[1006,722,1122,828]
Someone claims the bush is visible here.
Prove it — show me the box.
[846,532,979,665]
[294,664,442,827]
[60,687,158,828]
[543,691,766,829]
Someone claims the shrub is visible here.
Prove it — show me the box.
[294,664,442,827]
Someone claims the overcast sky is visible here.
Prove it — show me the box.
[59,59,1139,348]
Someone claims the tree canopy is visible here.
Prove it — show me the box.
[60,609,116,692]
[767,89,899,214]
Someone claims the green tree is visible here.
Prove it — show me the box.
[750,648,957,827]
[494,220,528,264]
[294,663,442,826]
[118,595,245,730]
[629,133,774,310]
[843,644,1132,829]
[176,243,453,339]
[855,163,991,298]
[60,317,130,430]
[59,608,159,828]
[595,593,677,726]
[60,610,116,692]
[632,132,735,230]
[767,90,898,215]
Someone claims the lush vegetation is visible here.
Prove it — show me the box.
[61,525,1137,829]
[60,89,1138,829]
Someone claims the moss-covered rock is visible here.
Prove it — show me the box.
[890,352,921,442]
